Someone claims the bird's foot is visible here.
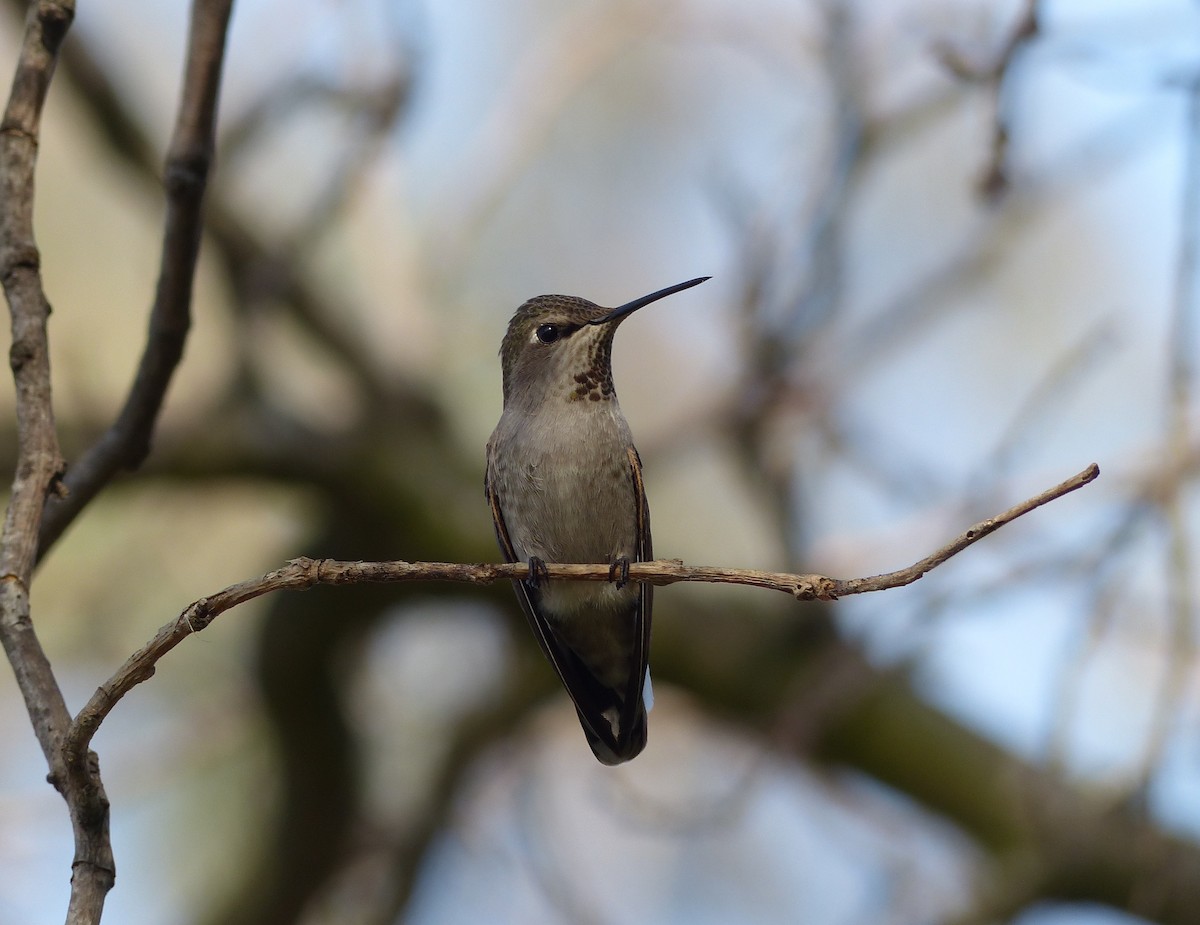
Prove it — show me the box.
[527,556,550,588]
[608,556,631,590]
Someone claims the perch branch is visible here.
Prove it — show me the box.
[68,462,1098,756]
[37,0,234,559]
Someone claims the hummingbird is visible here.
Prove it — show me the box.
[485,276,710,764]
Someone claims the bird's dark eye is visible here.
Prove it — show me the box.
[536,324,561,344]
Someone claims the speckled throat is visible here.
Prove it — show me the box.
[569,332,615,402]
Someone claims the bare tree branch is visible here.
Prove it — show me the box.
[0,3,117,923]
[36,0,235,558]
[66,462,1098,759]
[1,2,237,921]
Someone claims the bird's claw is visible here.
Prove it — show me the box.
[527,556,550,588]
[608,557,631,590]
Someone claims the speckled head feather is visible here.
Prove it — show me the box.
[499,295,614,405]
[498,277,710,407]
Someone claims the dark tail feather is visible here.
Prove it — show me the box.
[580,701,648,765]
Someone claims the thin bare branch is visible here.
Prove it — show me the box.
[0,3,117,923]
[68,462,1099,757]
[37,0,235,559]
[833,462,1097,594]
[0,4,70,583]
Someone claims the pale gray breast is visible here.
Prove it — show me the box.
[489,399,638,566]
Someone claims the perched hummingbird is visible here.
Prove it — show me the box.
[485,276,710,764]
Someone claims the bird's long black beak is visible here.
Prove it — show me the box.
[589,276,710,325]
